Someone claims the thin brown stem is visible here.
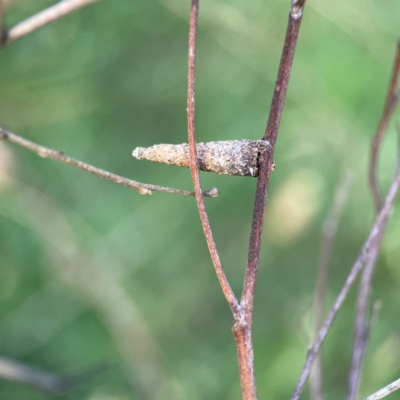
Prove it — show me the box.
[311,170,354,400]
[186,0,240,317]
[232,323,258,400]
[241,0,306,323]
[369,39,400,212]
[0,127,218,198]
[291,165,400,400]
[364,378,400,400]
[2,0,98,47]
[232,2,306,399]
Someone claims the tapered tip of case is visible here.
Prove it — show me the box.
[132,140,270,177]
[132,147,144,159]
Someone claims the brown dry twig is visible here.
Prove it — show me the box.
[1,0,98,46]
[241,0,307,319]
[186,0,240,316]
[369,39,400,212]
[186,0,307,399]
[291,164,400,400]
[186,0,307,398]
[0,127,218,198]
[236,1,307,398]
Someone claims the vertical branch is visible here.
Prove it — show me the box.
[291,166,400,400]
[369,39,400,212]
[241,0,306,323]
[311,171,354,400]
[233,2,307,400]
[186,0,240,317]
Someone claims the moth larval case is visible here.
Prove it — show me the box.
[132,140,270,177]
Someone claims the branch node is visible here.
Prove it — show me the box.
[138,187,153,196]
[291,0,306,19]
[205,187,219,198]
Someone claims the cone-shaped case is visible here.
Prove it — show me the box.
[132,140,269,177]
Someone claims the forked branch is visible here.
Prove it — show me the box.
[348,71,400,399]
[291,164,400,400]
[186,1,307,399]
[0,127,218,197]
[1,0,98,46]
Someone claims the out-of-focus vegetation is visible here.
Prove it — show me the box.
[0,0,399,399]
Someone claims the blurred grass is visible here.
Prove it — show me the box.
[0,0,399,399]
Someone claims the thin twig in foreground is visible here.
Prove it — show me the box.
[291,165,400,400]
[2,0,98,46]
[369,39,400,212]
[186,0,240,317]
[311,170,354,400]
[0,127,218,197]
[364,378,400,400]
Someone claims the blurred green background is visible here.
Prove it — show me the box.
[0,0,399,399]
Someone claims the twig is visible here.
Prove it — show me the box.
[2,0,98,47]
[311,170,354,400]
[348,127,400,400]
[231,2,306,399]
[347,234,385,400]
[349,63,400,397]
[369,39,400,212]
[291,165,400,400]
[241,0,306,321]
[364,378,400,400]
[0,127,218,198]
[186,0,240,317]
[0,356,110,395]
[355,298,382,381]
